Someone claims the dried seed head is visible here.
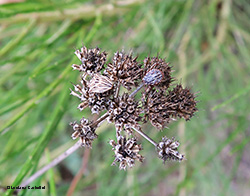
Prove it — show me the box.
[70,117,97,148]
[88,91,113,114]
[167,84,198,120]
[110,136,144,170]
[157,137,184,163]
[73,46,107,75]
[107,93,142,135]
[143,57,173,90]
[104,52,143,90]
[142,89,173,129]
[70,75,114,114]
[70,45,199,170]
[142,84,198,128]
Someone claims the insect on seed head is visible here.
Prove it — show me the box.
[143,69,163,85]
[89,73,114,93]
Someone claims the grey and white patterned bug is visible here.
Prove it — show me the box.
[142,69,163,85]
[89,73,113,93]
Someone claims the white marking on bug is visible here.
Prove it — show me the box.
[143,69,163,85]
[89,73,113,93]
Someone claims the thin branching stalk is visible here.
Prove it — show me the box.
[114,81,120,98]
[132,126,157,147]
[66,148,90,196]
[129,83,144,97]
[19,141,82,189]
[91,112,109,127]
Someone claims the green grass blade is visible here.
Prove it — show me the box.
[212,83,250,111]
[4,80,71,196]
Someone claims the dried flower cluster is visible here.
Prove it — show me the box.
[70,45,198,170]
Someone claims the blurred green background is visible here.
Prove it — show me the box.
[0,0,249,195]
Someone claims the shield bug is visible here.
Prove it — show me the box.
[89,73,113,93]
[142,69,163,86]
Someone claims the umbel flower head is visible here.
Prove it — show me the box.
[157,137,184,162]
[110,136,144,170]
[104,51,143,90]
[70,117,97,148]
[70,45,198,170]
[143,56,173,90]
[107,93,142,135]
[72,46,107,76]
[142,84,198,129]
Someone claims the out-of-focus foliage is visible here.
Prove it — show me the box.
[0,0,249,195]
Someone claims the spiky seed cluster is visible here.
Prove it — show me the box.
[157,137,184,162]
[70,45,198,170]
[110,136,144,170]
[70,77,114,114]
[88,90,114,114]
[167,84,198,120]
[143,84,198,129]
[72,46,107,75]
[143,89,173,129]
[104,52,143,90]
[70,117,97,148]
[107,93,141,135]
[143,57,173,90]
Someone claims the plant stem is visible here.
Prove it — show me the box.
[19,112,108,190]
[129,83,144,98]
[91,112,109,127]
[114,81,120,98]
[19,141,81,189]
[132,126,157,147]
[66,148,90,196]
